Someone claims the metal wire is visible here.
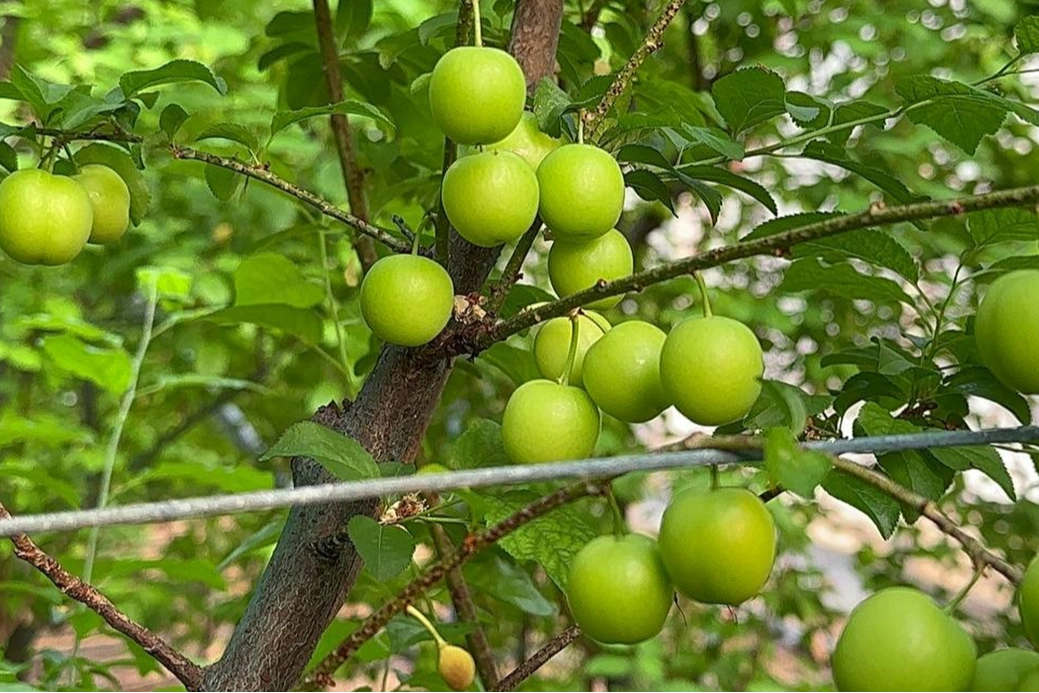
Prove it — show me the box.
[2,426,1037,537]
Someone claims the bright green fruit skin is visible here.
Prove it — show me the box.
[832,587,977,692]
[976,270,1039,394]
[417,463,450,476]
[461,112,561,170]
[660,315,764,426]
[428,46,526,146]
[567,534,673,644]
[1017,668,1039,692]
[582,320,669,423]
[441,150,539,247]
[1019,558,1039,648]
[501,379,600,464]
[658,487,775,605]
[0,169,93,265]
[548,229,633,310]
[537,144,624,241]
[533,311,610,386]
[73,164,131,244]
[971,649,1039,691]
[359,254,454,347]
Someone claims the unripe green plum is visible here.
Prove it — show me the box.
[533,311,610,386]
[1019,557,1039,648]
[1017,668,1039,692]
[581,321,669,423]
[659,315,763,426]
[567,534,673,644]
[501,379,600,464]
[0,169,93,265]
[461,112,561,170]
[971,649,1039,691]
[73,164,131,244]
[548,229,633,310]
[832,587,976,691]
[537,144,624,241]
[658,487,775,605]
[360,254,454,347]
[428,46,526,145]
[976,270,1039,394]
[441,150,539,247]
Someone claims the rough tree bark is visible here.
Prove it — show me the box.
[202,2,563,689]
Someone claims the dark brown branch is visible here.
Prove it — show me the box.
[170,146,411,254]
[0,10,20,81]
[584,0,688,139]
[302,481,606,687]
[485,220,542,314]
[0,501,203,690]
[312,0,377,270]
[509,0,565,92]
[494,625,581,691]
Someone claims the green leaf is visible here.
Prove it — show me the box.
[159,103,190,140]
[233,253,325,308]
[929,446,1015,500]
[833,372,907,415]
[616,144,674,169]
[0,141,16,172]
[967,207,1039,247]
[944,367,1032,424]
[261,421,379,481]
[801,141,924,206]
[878,449,953,517]
[826,100,890,146]
[136,266,193,303]
[41,334,132,394]
[336,0,373,42]
[896,76,1008,154]
[0,411,93,447]
[196,122,260,152]
[477,342,541,386]
[781,258,913,306]
[483,491,598,591]
[793,228,919,282]
[465,556,555,616]
[74,143,151,226]
[204,163,243,201]
[119,59,227,98]
[9,65,73,119]
[855,402,919,436]
[679,124,745,160]
[764,428,831,498]
[711,67,787,134]
[740,380,812,435]
[785,91,831,129]
[822,469,901,539]
[54,90,125,130]
[675,165,778,213]
[448,419,510,470]
[418,12,458,46]
[533,78,571,138]
[269,101,393,140]
[1016,15,1039,55]
[206,304,323,343]
[347,516,416,581]
[216,520,283,571]
[624,169,675,214]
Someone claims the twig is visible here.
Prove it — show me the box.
[170,146,411,254]
[829,457,1022,584]
[493,625,581,691]
[467,184,1039,351]
[584,0,688,140]
[485,220,542,314]
[301,481,608,687]
[431,524,499,688]
[35,127,143,143]
[312,0,377,270]
[0,501,204,690]
[3,427,1039,537]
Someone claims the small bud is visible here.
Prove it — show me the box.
[438,644,476,691]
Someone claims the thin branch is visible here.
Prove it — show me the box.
[584,0,687,140]
[3,427,1037,535]
[485,220,542,314]
[170,146,412,254]
[464,184,1039,352]
[830,457,1022,584]
[0,10,21,81]
[0,501,204,690]
[301,481,608,688]
[312,0,377,270]
[494,625,581,691]
[35,126,142,143]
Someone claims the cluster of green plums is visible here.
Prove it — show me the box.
[829,557,1039,691]
[567,486,777,645]
[0,165,131,265]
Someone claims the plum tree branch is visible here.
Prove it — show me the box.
[486,220,542,314]
[461,184,1039,352]
[584,0,688,141]
[0,500,203,690]
[493,625,582,691]
[300,481,608,688]
[169,146,412,254]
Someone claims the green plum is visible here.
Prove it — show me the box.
[0,169,93,265]
[976,270,1039,394]
[501,379,600,464]
[971,649,1039,691]
[461,112,561,170]
[581,320,669,423]
[537,144,624,241]
[441,150,540,247]
[360,254,455,347]
[428,46,526,145]
[548,229,633,310]
[533,311,610,386]
[1019,557,1039,648]
[73,164,131,244]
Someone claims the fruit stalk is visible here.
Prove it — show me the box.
[560,313,582,386]
[695,272,713,318]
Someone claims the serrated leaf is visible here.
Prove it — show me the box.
[533,78,570,138]
[742,380,811,435]
[827,100,891,146]
[823,469,901,539]
[742,211,843,241]
[465,556,556,616]
[0,141,16,172]
[258,42,313,72]
[711,67,787,134]
[41,334,132,394]
[785,91,831,129]
[477,342,540,386]
[270,100,393,141]
[624,168,675,214]
[781,258,913,306]
[801,140,924,206]
[680,124,745,160]
[54,90,125,130]
[793,228,919,282]
[205,305,323,344]
[985,256,1039,274]
[159,103,189,140]
[676,165,777,213]
[448,419,510,470]
[234,253,325,308]
[929,445,1015,500]
[833,372,907,415]
[10,65,73,119]
[216,520,283,571]
[764,428,831,498]
[879,449,953,518]
[616,143,674,169]
[967,207,1039,247]
[348,516,416,581]
[855,401,919,436]
[261,421,379,481]
[1016,15,1039,54]
[196,122,259,152]
[74,143,150,226]
[336,0,373,42]
[896,76,1007,154]
[944,366,1032,424]
[119,59,227,98]
[418,12,458,45]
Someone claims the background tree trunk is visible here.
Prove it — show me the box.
[202,2,563,689]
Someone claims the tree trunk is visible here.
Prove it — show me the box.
[202,2,562,689]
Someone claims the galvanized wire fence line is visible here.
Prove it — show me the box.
[2,426,1037,537]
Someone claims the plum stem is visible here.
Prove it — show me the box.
[695,272,713,318]
[607,486,626,536]
[559,312,581,386]
[411,227,422,255]
[406,605,447,648]
[577,112,585,145]
[709,465,719,489]
[472,0,482,47]
[945,563,985,614]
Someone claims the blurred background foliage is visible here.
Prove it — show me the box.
[1,0,1038,689]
